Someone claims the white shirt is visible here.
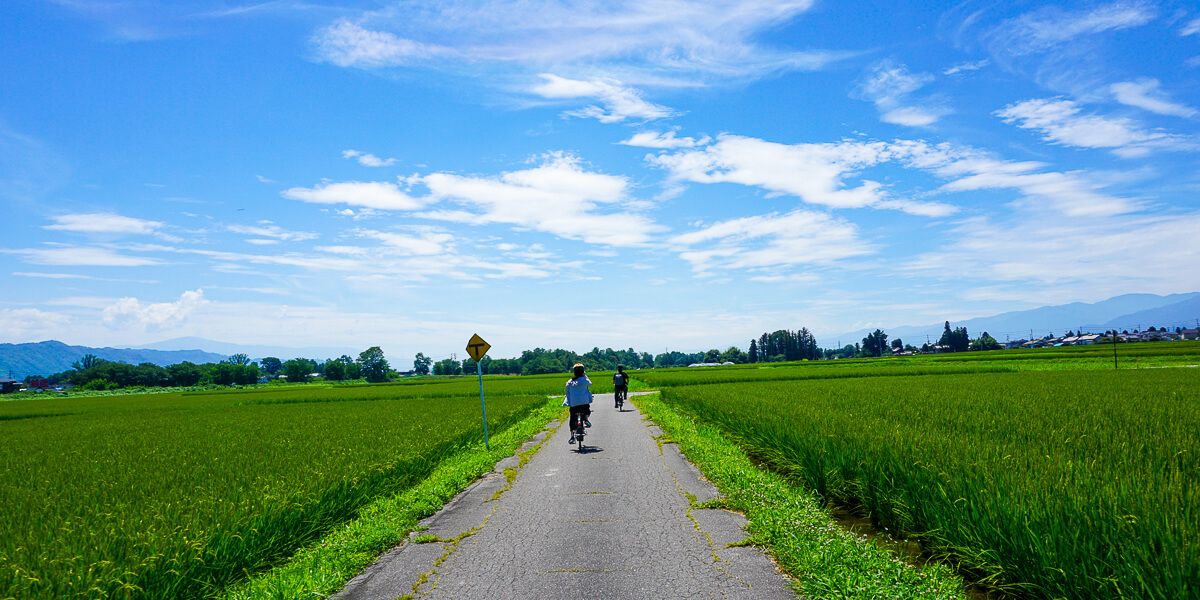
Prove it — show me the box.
[563,376,593,407]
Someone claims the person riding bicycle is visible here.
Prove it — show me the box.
[564,363,593,445]
[612,365,629,408]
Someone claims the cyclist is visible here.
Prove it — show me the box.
[612,365,629,409]
[564,363,593,445]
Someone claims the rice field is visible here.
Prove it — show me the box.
[0,379,551,600]
[648,358,1200,599]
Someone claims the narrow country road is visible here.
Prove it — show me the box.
[334,393,797,600]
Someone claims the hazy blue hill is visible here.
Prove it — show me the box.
[0,341,227,380]
[830,292,1200,347]
[1105,295,1200,331]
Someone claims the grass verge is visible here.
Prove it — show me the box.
[216,397,563,600]
[636,392,969,600]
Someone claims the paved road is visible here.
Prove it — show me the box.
[335,394,796,600]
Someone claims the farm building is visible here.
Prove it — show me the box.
[0,378,20,394]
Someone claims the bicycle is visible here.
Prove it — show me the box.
[573,419,587,451]
[614,386,627,410]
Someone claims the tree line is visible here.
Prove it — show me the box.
[30,319,1025,392]
[38,346,392,391]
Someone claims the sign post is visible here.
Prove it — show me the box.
[466,333,492,449]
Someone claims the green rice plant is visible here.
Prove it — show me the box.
[657,369,1200,600]
[0,388,547,599]
[634,363,1019,388]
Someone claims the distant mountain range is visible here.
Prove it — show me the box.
[0,338,362,380]
[134,337,359,362]
[829,292,1200,348]
[0,341,227,380]
[4,294,1198,379]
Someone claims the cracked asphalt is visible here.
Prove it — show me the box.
[334,393,797,600]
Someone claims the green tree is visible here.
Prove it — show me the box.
[72,354,105,371]
[323,359,346,381]
[357,346,390,383]
[413,352,432,375]
[282,359,311,383]
[862,329,888,358]
[259,357,282,375]
[168,362,203,386]
[227,353,251,366]
[720,346,748,364]
[939,321,971,352]
[971,332,1002,351]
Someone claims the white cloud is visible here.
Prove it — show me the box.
[13,272,97,280]
[227,221,319,242]
[414,153,665,246]
[255,174,276,184]
[102,289,207,332]
[1180,16,1200,36]
[311,1,836,82]
[282,180,424,210]
[314,19,447,67]
[988,2,1156,57]
[853,61,945,126]
[531,74,676,123]
[669,209,870,275]
[354,228,455,256]
[649,135,957,216]
[4,245,163,267]
[995,98,1195,157]
[343,149,398,167]
[892,140,1139,217]
[0,308,71,342]
[943,60,989,75]
[906,212,1200,299]
[618,131,706,149]
[1110,79,1197,118]
[44,213,163,235]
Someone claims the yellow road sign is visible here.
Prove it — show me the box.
[466,333,491,362]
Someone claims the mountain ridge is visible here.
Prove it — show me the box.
[829,292,1200,348]
[0,341,228,381]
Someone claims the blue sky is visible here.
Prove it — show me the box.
[3,0,1199,366]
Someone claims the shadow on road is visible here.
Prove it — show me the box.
[573,445,605,455]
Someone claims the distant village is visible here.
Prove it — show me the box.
[912,327,1200,355]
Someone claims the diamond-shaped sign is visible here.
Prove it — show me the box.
[466,333,491,362]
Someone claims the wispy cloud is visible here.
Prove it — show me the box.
[1110,79,1197,117]
[906,211,1200,300]
[943,59,989,75]
[310,0,840,83]
[343,149,398,167]
[227,221,319,242]
[283,180,424,210]
[853,60,945,126]
[531,75,677,123]
[966,1,1159,98]
[619,130,708,149]
[648,135,957,216]
[895,140,1139,217]
[352,227,455,256]
[44,213,164,235]
[3,245,164,267]
[996,98,1196,157]
[1180,16,1200,36]
[669,209,870,275]
[414,153,665,246]
[985,1,1156,57]
[314,19,448,67]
